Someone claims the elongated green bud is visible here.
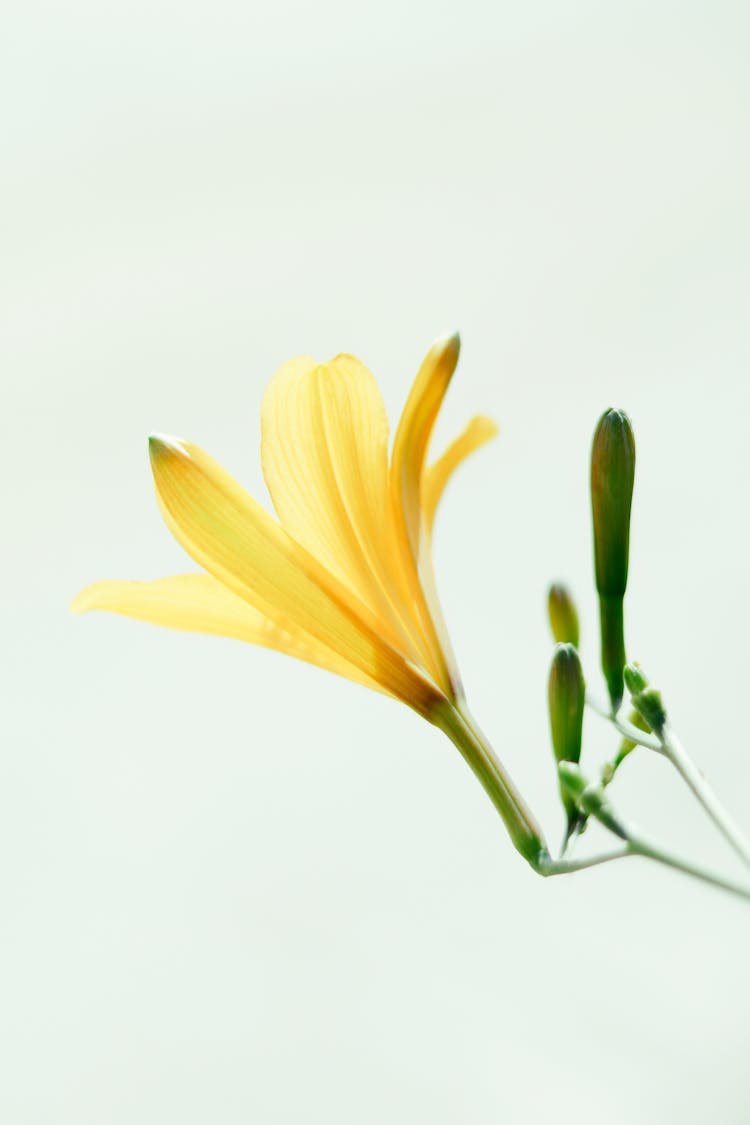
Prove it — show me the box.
[548,644,585,765]
[624,663,667,735]
[591,408,635,711]
[548,643,586,836]
[547,583,580,647]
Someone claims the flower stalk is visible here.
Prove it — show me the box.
[432,701,549,869]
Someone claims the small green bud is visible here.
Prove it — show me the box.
[557,762,629,840]
[623,663,649,696]
[624,662,667,734]
[637,691,666,734]
[591,408,636,711]
[547,583,580,647]
[557,760,588,803]
[548,644,585,836]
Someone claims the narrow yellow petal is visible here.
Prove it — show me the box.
[423,415,499,537]
[391,332,461,556]
[148,435,441,715]
[72,573,387,693]
[389,334,462,697]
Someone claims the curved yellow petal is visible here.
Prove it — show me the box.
[423,415,499,538]
[391,332,461,556]
[389,333,462,698]
[148,435,441,716]
[261,353,434,668]
[72,573,386,693]
[261,356,389,587]
[261,358,390,611]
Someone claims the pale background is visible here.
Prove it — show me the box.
[3,1,750,1122]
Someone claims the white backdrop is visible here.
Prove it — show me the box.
[3,2,750,1121]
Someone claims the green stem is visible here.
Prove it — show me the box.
[573,787,750,901]
[434,702,750,901]
[590,692,750,870]
[434,702,549,869]
[586,691,662,751]
[659,723,750,870]
[540,846,632,875]
[545,836,750,900]
[628,834,750,902]
[598,594,626,711]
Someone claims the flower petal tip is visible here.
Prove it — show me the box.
[435,331,461,361]
[148,433,189,464]
[70,586,95,614]
[475,415,500,441]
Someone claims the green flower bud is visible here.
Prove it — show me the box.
[636,691,666,734]
[623,663,649,696]
[548,643,586,836]
[624,663,667,734]
[548,644,585,765]
[557,762,628,840]
[591,408,636,711]
[547,583,580,647]
[557,760,587,804]
[591,409,636,597]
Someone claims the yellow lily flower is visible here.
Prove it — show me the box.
[73,334,547,867]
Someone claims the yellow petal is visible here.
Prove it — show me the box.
[261,359,389,613]
[71,573,386,693]
[261,353,434,667]
[423,415,499,537]
[148,435,441,715]
[391,332,461,556]
[389,334,462,697]
[261,356,389,591]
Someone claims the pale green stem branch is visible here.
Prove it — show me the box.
[585,692,663,751]
[551,835,750,900]
[588,692,750,868]
[546,830,750,900]
[435,701,750,900]
[540,846,632,875]
[574,792,750,901]
[628,834,750,902]
[659,723,750,870]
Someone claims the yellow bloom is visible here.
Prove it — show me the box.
[74,335,489,712]
[73,334,547,866]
